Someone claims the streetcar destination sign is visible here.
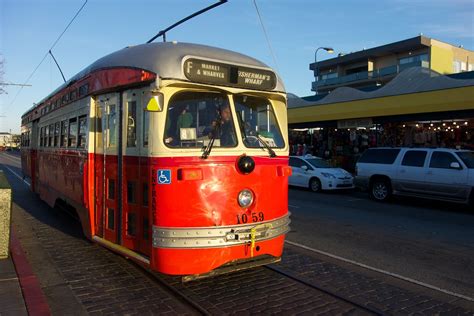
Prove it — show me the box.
[183,58,277,90]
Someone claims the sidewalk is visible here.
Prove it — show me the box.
[0,230,50,316]
[0,255,26,315]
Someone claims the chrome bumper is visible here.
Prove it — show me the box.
[152,213,291,249]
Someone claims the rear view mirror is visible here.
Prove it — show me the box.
[301,165,308,171]
[450,162,462,169]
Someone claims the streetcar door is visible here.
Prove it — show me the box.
[95,93,121,244]
[121,89,151,256]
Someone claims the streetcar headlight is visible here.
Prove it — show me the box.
[238,189,254,208]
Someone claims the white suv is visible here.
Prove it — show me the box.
[355,148,474,204]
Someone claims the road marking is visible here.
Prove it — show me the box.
[0,153,21,164]
[285,239,474,302]
[2,165,31,187]
[288,204,300,209]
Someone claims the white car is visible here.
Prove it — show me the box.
[289,155,354,192]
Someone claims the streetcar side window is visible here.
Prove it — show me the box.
[45,126,50,147]
[54,122,60,147]
[126,101,137,147]
[107,104,117,147]
[143,217,149,240]
[127,181,136,204]
[68,117,78,147]
[77,115,88,148]
[48,124,54,147]
[143,110,149,147]
[107,208,115,231]
[107,179,115,200]
[39,127,43,147]
[127,213,136,237]
[60,120,68,147]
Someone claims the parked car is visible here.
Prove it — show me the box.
[289,155,354,192]
[355,147,474,204]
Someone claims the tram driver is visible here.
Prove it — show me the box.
[208,104,237,147]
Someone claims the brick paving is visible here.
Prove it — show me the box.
[4,159,474,315]
[274,246,474,315]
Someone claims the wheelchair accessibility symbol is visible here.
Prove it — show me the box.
[157,169,171,185]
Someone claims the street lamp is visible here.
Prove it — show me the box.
[314,47,334,94]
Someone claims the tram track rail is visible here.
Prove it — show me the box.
[264,264,384,316]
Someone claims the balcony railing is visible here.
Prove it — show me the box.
[312,60,429,90]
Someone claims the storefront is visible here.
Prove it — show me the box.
[288,70,474,172]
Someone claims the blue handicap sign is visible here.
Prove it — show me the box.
[157,169,171,184]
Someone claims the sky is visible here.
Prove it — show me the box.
[1,0,473,133]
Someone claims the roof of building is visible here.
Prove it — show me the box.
[289,68,474,109]
[309,36,433,70]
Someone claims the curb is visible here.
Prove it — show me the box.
[10,229,51,316]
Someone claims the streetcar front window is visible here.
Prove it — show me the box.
[234,95,284,148]
[164,91,237,148]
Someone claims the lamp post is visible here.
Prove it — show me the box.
[314,47,334,94]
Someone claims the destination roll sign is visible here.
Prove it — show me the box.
[183,58,277,90]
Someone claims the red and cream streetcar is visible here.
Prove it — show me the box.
[20,42,291,279]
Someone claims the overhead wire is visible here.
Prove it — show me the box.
[8,0,88,108]
[252,0,280,74]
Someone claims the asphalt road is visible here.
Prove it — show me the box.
[287,186,474,299]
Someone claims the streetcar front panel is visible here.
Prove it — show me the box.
[149,84,291,275]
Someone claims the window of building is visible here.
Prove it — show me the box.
[429,151,460,169]
[399,54,428,65]
[60,120,68,147]
[68,117,78,147]
[321,72,338,80]
[127,101,137,147]
[78,115,88,148]
[401,150,427,167]
[453,60,462,73]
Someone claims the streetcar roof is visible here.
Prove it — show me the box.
[26,42,285,115]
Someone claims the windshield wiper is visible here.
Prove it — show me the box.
[256,133,277,158]
[236,111,276,158]
[201,121,220,159]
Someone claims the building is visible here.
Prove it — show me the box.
[0,132,20,149]
[288,35,474,171]
[310,35,474,95]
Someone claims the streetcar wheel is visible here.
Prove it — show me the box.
[369,179,391,202]
[309,178,321,193]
